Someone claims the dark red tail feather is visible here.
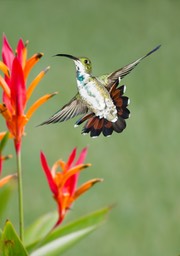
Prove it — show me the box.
[75,112,95,127]
[78,82,130,137]
[82,117,105,137]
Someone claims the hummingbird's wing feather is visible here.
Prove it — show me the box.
[98,45,161,90]
[40,94,88,125]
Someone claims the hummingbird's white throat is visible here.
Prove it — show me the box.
[75,60,91,84]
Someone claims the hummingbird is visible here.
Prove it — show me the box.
[40,45,161,137]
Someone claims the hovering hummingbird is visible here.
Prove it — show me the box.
[40,45,161,137]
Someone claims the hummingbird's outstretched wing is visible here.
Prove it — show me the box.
[97,45,161,89]
[39,94,88,125]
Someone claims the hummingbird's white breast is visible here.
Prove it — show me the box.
[77,77,118,122]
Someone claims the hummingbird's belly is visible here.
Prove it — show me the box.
[79,82,118,122]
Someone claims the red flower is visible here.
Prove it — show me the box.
[40,148,102,227]
[0,35,56,153]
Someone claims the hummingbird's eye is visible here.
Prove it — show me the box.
[84,59,90,65]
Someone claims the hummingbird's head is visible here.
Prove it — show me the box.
[55,54,92,74]
[77,57,92,74]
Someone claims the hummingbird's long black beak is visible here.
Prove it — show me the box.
[54,54,79,60]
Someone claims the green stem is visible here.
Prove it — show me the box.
[16,150,24,241]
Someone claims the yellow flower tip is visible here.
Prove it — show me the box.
[76,163,91,172]
[0,173,17,188]
[50,91,58,98]
[0,132,13,140]
[2,154,13,161]
[83,163,92,168]
[44,66,51,73]
[0,103,11,120]
[70,163,91,176]
[14,173,18,179]
[11,173,18,183]
[25,40,29,47]
[92,178,104,184]
[37,52,44,59]
[0,131,6,140]
[7,69,10,77]
[0,103,6,112]
[73,178,103,201]
[84,178,104,189]
[75,163,92,173]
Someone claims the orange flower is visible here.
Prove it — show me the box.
[40,148,103,227]
[0,35,56,153]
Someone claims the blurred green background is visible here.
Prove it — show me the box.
[0,0,180,255]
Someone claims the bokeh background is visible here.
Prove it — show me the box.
[0,0,180,255]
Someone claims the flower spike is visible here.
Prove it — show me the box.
[40,148,102,228]
[0,35,54,152]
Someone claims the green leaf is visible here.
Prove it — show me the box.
[0,229,2,239]
[0,132,9,154]
[24,212,57,249]
[0,185,14,221]
[44,206,110,244]
[30,226,95,256]
[0,220,28,256]
[28,206,110,256]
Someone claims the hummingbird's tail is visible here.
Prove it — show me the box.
[75,82,130,137]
